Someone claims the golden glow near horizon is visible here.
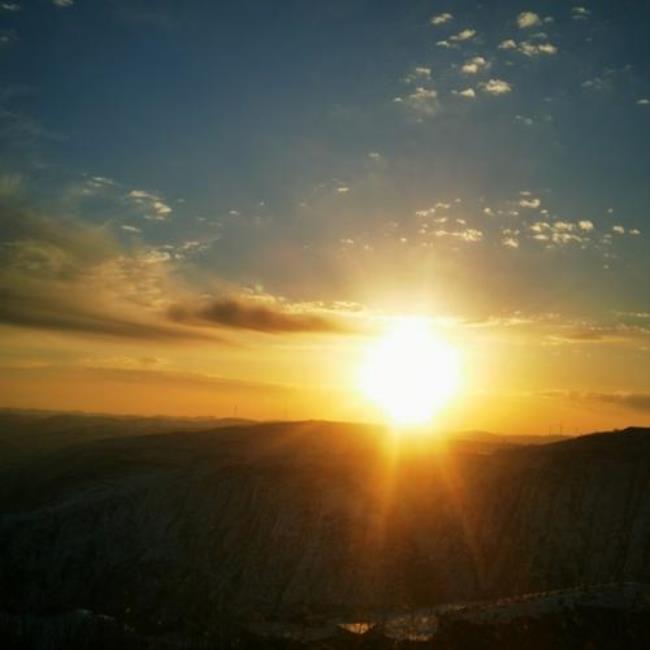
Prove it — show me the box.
[358,318,461,427]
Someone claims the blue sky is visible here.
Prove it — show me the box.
[0,0,649,426]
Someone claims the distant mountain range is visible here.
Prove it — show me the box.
[1,410,649,648]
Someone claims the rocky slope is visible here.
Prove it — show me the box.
[1,413,649,643]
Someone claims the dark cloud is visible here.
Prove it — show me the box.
[0,207,220,342]
[0,285,215,341]
[0,207,350,341]
[169,297,351,334]
[586,392,650,413]
[541,390,650,413]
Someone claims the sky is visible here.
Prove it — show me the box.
[0,0,649,433]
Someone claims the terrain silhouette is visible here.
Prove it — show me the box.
[1,410,649,648]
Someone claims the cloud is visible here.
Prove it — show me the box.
[128,189,172,221]
[519,197,541,209]
[517,12,542,29]
[431,13,453,26]
[52,0,74,6]
[518,41,558,57]
[515,115,534,126]
[0,2,20,11]
[168,297,351,334]
[456,88,476,99]
[637,99,650,106]
[543,390,650,413]
[432,228,483,243]
[461,56,488,75]
[0,207,219,342]
[401,86,440,117]
[571,6,591,20]
[403,66,431,83]
[528,220,597,246]
[479,79,512,95]
[498,39,517,50]
[121,224,142,233]
[450,28,476,42]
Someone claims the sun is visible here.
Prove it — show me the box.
[358,318,461,427]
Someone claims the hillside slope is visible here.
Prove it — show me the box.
[1,416,649,640]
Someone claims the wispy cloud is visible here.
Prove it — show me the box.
[450,28,476,42]
[128,189,173,221]
[396,86,440,117]
[542,390,650,413]
[0,208,217,342]
[430,13,453,26]
[52,0,74,7]
[571,6,591,21]
[403,66,431,83]
[432,228,483,243]
[518,41,558,57]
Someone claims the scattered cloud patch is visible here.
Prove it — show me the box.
[461,56,488,75]
[571,6,591,20]
[517,12,542,29]
[455,88,476,99]
[432,228,483,242]
[515,115,534,126]
[479,79,512,95]
[498,39,517,50]
[52,0,74,6]
[518,41,558,57]
[404,66,431,83]
[128,189,172,221]
[450,28,476,42]
[400,86,440,117]
[431,12,453,26]
[519,197,541,209]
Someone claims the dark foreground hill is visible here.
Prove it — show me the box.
[1,411,649,648]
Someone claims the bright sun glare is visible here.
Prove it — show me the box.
[359,319,461,427]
